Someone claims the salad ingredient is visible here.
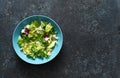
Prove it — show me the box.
[17,20,58,59]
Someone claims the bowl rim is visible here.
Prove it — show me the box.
[12,15,63,65]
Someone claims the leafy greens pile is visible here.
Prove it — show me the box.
[17,20,58,59]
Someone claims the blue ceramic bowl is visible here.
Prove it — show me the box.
[12,15,63,64]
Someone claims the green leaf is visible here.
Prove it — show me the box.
[45,23,53,32]
[32,20,40,27]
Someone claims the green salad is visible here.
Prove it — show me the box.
[17,20,58,59]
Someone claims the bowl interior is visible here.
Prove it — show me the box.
[12,15,63,64]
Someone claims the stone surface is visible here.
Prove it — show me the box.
[0,0,120,78]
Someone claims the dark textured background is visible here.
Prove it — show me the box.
[0,0,120,78]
